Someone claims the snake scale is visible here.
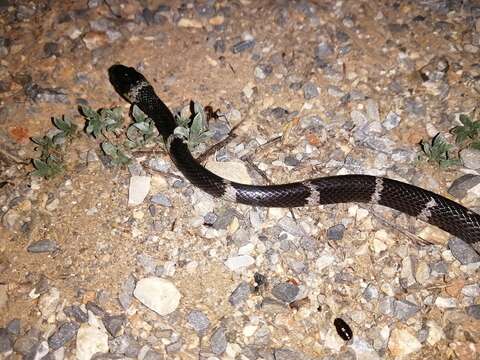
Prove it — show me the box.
[108,64,480,255]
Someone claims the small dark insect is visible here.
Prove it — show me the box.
[204,105,223,121]
[253,272,267,293]
[334,317,353,341]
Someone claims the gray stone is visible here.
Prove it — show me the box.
[378,297,395,316]
[231,40,255,54]
[165,338,183,353]
[0,328,12,354]
[186,310,210,334]
[143,349,164,360]
[326,224,345,240]
[448,174,480,199]
[362,284,379,301]
[7,319,20,335]
[210,327,227,355]
[203,212,218,225]
[14,336,38,356]
[393,300,420,320]
[269,107,289,121]
[119,274,136,310]
[303,82,319,100]
[315,41,334,59]
[404,98,425,116]
[460,148,480,170]
[229,281,250,306]
[136,254,156,274]
[150,193,171,207]
[254,64,273,79]
[63,305,88,323]
[383,111,401,130]
[48,322,79,350]
[109,335,140,357]
[271,282,299,303]
[448,238,480,264]
[273,348,304,360]
[102,315,125,337]
[466,304,480,320]
[27,239,58,253]
[284,155,300,167]
[430,260,448,276]
[85,302,105,317]
[212,208,237,229]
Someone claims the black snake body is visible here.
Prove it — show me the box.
[108,64,480,255]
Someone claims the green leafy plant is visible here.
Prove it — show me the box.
[174,102,213,150]
[52,116,77,141]
[419,133,459,167]
[81,105,123,138]
[451,113,480,149]
[101,142,131,166]
[125,105,157,148]
[30,116,78,178]
[31,156,63,179]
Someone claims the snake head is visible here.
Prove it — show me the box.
[108,64,149,103]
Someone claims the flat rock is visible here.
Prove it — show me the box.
[388,326,422,357]
[38,287,60,319]
[448,237,480,264]
[128,176,151,206]
[205,160,252,184]
[27,239,58,253]
[48,322,79,350]
[224,255,255,271]
[133,277,181,315]
[76,323,109,360]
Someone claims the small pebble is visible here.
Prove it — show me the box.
[229,281,250,306]
[210,327,227,355]
[326,224,345,240]
[448,238,480,264]
[102,315,125,337]
[271,282,299,303]
[27,239,58,253]
[231,39,255,53]
[466,304,480,320]
[133,277,181,316]
[48,322,79,350]
[187,310,210,334]
[150,193,172,207]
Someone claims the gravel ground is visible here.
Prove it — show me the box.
[1,0,480,359]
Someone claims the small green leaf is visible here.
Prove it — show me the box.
[101,142,117,156]
[132,105,148,123]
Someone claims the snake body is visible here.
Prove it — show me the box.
[108,64,480,254]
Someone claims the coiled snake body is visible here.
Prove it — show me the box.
[108,64,480,255]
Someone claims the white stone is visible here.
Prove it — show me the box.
[414,261,430,285]
[388,326,422,357]
[38,287,60,319]
[128,176,151,206]
[426,320,444,346]
[177,18,202,28]
[76,323,109,360]
[434,296,456,309]
[205,160,252,184]
[324,328,344,352]
[316,254,335,272]
[134,277,181,316]
[350,337,380,360]
[224,255,255,271]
